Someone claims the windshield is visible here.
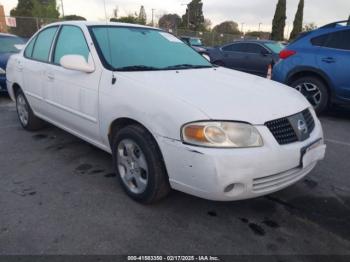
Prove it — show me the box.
[89,26,212,71]
[189,38,203,46]
[0,36,24,54]
[265,42,285,54]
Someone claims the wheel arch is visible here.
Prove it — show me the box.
[8,82,22,101]
[108,117,170,180]
[286,67,334,99]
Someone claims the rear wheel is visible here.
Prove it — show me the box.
[15,89,46,131]
[290,76,329,114]
[112,125,171,204]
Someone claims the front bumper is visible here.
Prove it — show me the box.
[157,114,325,201]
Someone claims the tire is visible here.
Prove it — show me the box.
[15,89,46,131]
[290,76,329,115]
[112,124,171,204]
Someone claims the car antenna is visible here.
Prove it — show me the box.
[103,0,117,85]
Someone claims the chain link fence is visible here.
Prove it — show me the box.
[0,16,59,39]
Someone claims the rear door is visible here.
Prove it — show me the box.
[21,26,59,114]
[221,43,247,70]
[315,29,350,101]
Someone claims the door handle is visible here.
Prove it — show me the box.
[321,57,336,63]
[47,72,55,80]
[17,62,23,71]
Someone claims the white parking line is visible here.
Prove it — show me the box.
[326,139,350,147]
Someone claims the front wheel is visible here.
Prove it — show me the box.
[15,89,46,131]
[290,76,329,114]
[112,125,171,204]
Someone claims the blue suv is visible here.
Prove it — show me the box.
[0,33,25,93]
[272,20,350,114]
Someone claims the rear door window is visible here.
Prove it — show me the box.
[222,43,245,52]
[324,30,350,50]
[32,26,58,62]
[244,43,266,54]
[311,34,330,47]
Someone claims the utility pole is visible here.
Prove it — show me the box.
[60,0,65,18]
[258,22,262,31]
[152,8,156,27]
[114,6,119,19]
[241,23,245,33]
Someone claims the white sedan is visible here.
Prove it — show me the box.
[6,21,326,203]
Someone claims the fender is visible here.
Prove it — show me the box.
[286,66,335,93]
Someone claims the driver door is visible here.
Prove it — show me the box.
[44,25,102,141]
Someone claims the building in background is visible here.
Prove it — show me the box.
[0,4,7,33]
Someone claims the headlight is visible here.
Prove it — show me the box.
[0,67,5,75]
[182,121,263,148]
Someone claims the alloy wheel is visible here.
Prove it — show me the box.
[117,139,149,194]
[294,82,322,107]
[16,93,29,126]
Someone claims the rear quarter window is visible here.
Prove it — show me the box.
[311,34,329,47]
[24,37,36,58]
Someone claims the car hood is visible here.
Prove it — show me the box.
[119,67,310,125]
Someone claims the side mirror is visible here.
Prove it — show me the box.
[14,44,25,51]
[60,54,95,73]
[202,53,211,62]
[261,49,271,56]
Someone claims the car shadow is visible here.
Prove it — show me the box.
[322,105,350,121]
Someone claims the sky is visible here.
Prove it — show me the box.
[1,0,349,31]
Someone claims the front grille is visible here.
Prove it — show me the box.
[302,109,315,133]
[265,109,315,145]
[265,117,298,145]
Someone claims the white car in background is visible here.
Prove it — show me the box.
[6,21,326,204]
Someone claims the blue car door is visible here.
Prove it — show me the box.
[316,29,350,101]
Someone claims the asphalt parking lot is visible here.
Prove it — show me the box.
[0,94,350,256]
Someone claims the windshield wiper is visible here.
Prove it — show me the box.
[163,64,213,70]
[115,65,161,71]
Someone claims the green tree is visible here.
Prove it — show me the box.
[181,0,205,31]
[213,21,241,35]
[271,0,286,41]
[138,5,147,25]
[158,14,181,31]
[289,0,304,40]
[303,22,317,32]
[10,0,60,38]
[110,15,139,24]
[63,15,86,21]
[245,31,271,39]
[32,0,59,19]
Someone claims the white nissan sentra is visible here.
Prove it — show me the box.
[6,21,326,203]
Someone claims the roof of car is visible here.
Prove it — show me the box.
[180,36,201,39]
[47,20,156,29]
[222,39,279,46]
[235,39,277,44]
